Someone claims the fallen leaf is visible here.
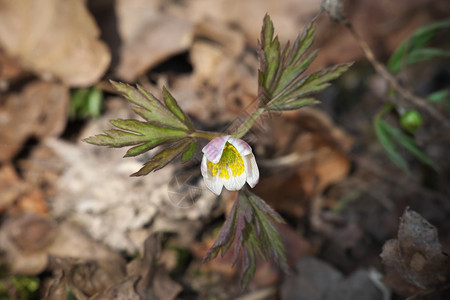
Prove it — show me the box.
[115,0,194,81]
[44,256,126,300]
[125,234,183,300]
[281,257,387,300]
[0,81,69,162]
[380,207,450,291]
[281,256,343,300]
[0,214,125,275]
[0,0,110,86]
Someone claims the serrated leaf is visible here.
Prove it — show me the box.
[124,138,172,157]
[202,188,288,289]
[388,18,450,73]
[84,118,189,158]
[110,81,189,130]
[267,97,319,111]
[258,15,351,110]
[110,119,187,138]
[162,87,194,130]
[279,63,352,103]
[131,139,192,176]
[84,130,150,147]
[181,141,197,163]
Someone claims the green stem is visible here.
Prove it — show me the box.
[190,130,225,140]
[232,108,266,138]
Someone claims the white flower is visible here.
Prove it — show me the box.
[201,135,259,195]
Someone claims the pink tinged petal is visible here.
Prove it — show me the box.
[203,172,224,195]
[244,154,259,188]
[228,137,252,156]
[222,166,247,191]
[202,135,230,164]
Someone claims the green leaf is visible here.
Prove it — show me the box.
[388,18,450,73]
[375,118,437,172]
[427,89,450,108]
[162,87,195,130]
[379,120,437,170]
[258,15,352,109]
[374,118,409,172]
[124,138,172,157]
[84,129,150,147]
[70,87,103,119]
[181,140,197,163]
[405,48,450,66]
[267,97,319,111]
[84,119,188,152]
[110,81,189,130]
[131,139,192,176]
[203,188,288,289]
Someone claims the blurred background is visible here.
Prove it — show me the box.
[0,0,449,299]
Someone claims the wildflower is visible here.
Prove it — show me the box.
[201,135,259,195]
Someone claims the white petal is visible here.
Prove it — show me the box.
[244,154,259,188]
[202,135,230,164]
[222,167,247,191]
[228,137,252,156]
[203,173,224,195]
[201,155,208,176]
[201,155,223,195]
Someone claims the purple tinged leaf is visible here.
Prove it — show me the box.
[202,188,289,289]
[131,139,192,176]
[202,201,238,264]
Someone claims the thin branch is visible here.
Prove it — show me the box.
[343,21,450,128]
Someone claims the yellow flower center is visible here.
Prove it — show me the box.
[207,142,245,179]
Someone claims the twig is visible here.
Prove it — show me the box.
[321,2,450,127]
[343,21,450,128]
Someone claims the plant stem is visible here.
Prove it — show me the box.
[190,130,225,140]
[343,21,450,128]
[232,107,266,138]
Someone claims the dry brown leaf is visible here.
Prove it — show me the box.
[43,256,126,300]
[0,214,125,275]
[281,257,386,300]
[0,164,23,213]
[253,108,353,217]
[125,234,182,300]
[115,0,195,81]
[0,81,69,162]
[380,207,450,291]
[0,0,110,86]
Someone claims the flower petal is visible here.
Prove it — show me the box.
[201,155,208,176]
[244,154,259,188]
[228,137,252,156]
[203,172,224,195]
[202,135,230,164]
[222,166,247,191]
[201,155,223,195]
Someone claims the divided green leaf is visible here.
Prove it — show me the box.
[84,82,198,176]
[203,188,289,288]
[131,139,193,176]
[110,81,193,130]
[258,14,352,110]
